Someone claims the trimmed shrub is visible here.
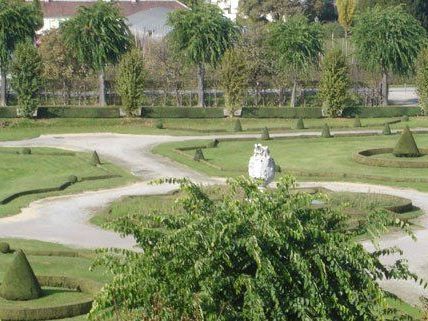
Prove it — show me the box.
[68,175,78,184]
[0,242,10,254]
[155,119,164,129]
[141,107,224,119]
[353,115,362,128]
[0,250,42,301]
[321,124,333,138]
[295,117,305,129]
[342,106,421,118]
[194,148,205,161]
[261,127,270,140]
[208,139,220,148]
[234,119,243,132]
[91,151,101,166]
[275,164,282,173]
[21,148,31,155]
[383,123,392,135]
[401,115,409,122]
[353,148,428,168]
[393,126,420,157]
[37,107,120,118]
[0,107,18,118]
[241,107,322,119]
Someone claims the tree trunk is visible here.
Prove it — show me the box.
[197,63,205,107]
[98,69,106,106]
[1,69,7,107]
[290,79,297,108]
[344,30,348,57]
[381,70,389,106]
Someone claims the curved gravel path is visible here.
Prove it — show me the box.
[1,130,428,303]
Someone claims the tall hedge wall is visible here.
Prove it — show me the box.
[141,107,225,118]
[37,107,120,118]
[342,106,422,118]
[0,107,17,118]
[241,107,323,118]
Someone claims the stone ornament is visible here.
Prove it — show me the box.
[248,144,276,187]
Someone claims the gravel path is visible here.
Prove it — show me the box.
[1,131,428,303]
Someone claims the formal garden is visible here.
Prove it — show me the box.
[1,0,428,320]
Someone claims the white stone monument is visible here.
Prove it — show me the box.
[248,144,276,188]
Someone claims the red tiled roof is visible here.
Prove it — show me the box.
[42,1,186,18]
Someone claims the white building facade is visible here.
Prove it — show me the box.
[207,0,239,20]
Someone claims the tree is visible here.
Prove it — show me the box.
[238,0,304,22]
[336,0,357,55]
[319,49,350,117]
[117,47,146,116]
[268,15,323,107]
[416,48,428,113]
[219,48,248,114]
[353,6,427,106]
[168,3,238,107]
[89,176,419,321]
[0,0,42,106]
[10,42,43,118]
[61,1,131,106]
[408,0,428,31]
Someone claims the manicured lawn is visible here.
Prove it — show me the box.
[2,117,428,141]
[0,147,135,217]
[153,133,428,192]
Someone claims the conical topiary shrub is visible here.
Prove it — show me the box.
[321,124,333,138]
[353,115,362,128]
[0,250,42,301]
[234,119,242,132]
[155,119,164,129]
[393,126,420,157]
[401,115,409,122]
[194,148,205,161]
[295,117,305,130]
[382,123,392,135]
[91,151,101,166]
[261,127,270,140]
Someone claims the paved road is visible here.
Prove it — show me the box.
[1,131,428,303]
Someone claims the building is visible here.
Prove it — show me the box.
[206,0,239,20]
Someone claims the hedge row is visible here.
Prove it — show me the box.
[141,107,225,118]
[342,106,422,118]
[353,148,428,168]
[23,250,94,259]
[241,107,323,118]
[37,107,120,118]
[0,108,17,118]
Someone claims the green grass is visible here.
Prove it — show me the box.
[0,147,135,217]
[2,117,428,141]
[154,133,428,192]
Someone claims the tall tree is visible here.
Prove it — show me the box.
[0,0,42,106]
[336,0,357,55]
[408,0,428,31]
[416,48,428,114]
[168,3,238,107]
[268,15,322,107]
[353,6,427,106]
[61,1,131,106]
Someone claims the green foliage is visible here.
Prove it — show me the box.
[234,119,243,132]
[91,151,101,166]
[342,106,422,118]
[261,127,270,140]
[141,107,225,118]
[393,126,421,157]
[0,242,10,254]
[242,107,323,118]
[295,117,305,129]
[0,250,42,301]
[90,177,419,321]
[154,119,164,129]
[220,48,248,113]
[383,123,392,135]
[193,148,205,161]
[10,42,43,118]
[353,115,362,127]
[402,115,410,122]
[117,47,146,116]
[321,123,333,138]
[319,49,350,117]
[416,48,428,112]
[21,148,31,155]
[37,107,120,118]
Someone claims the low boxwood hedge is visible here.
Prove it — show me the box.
[342,106,422,118]
[37,107,120,118]
[141,107,225,118]
[0,108,17,118]
[353,148,428,168]
[241,107,323,119]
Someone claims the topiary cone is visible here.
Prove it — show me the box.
[91,151,101,166]
[295,117,305,130]
[382,123,392,135]
[0,250,42,301]
[261,127,270,140]
[393,126,420,157]
[321,124,333,138]
[234,119,242,132]
[194,148,205,161]
[353,115,362,128]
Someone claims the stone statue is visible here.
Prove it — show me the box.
[248,144,276,188]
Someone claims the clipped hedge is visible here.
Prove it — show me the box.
[37,107,120,118]
[353,148,428,168]
[141,107,225,118]
[342,106,422,118]
[241,107,323,119]
[0,108,17,118]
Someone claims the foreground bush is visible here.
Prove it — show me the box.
[90,177,419,321]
